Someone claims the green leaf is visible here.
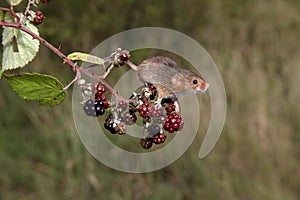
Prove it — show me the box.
[0,11,3,21]
[0,70,3,79]
[6,0,22,6]
[2,13,40,71]
[67,52,104,65]
[4,73,66,106]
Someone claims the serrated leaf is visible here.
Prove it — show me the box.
[67,52,104,65]
[5,73,66,106]
[2,13,40,71]
[7,0,22,6]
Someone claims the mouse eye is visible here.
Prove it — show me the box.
[192,79,198,84]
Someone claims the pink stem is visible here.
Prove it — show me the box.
[0,9,129,102]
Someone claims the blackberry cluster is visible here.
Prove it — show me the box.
[82,80,184,150]
[83,83,109,117]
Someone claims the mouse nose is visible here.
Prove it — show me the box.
[199,81,209,92]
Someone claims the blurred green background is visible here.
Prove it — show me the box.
[1,0,300,199]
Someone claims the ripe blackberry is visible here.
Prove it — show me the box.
[95,100,105,116]
[153,133,166,144]
[140,138,153,149]
[104,115,118,134]
[104,122,117,134]
[33,11,44,25]
[83,99,96,117]
[95,95,109,108]
[138,102,150,118]
[164,113,184,133]
[146,124,160,136]
[40,0,50,3]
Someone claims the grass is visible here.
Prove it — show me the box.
[1,0,300,199]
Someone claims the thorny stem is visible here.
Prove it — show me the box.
[0,5,129,102]
[0,7,20,22]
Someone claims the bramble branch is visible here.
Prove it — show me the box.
[0,5,127,101]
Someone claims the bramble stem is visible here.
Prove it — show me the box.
[0,5,130,103]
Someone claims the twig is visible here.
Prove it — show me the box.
[0,5,132,103]
[0,7,20,22]
[63,65,81,90]
[24,0,36,17]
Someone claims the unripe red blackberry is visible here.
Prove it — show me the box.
[165,104,176,113]
[33,11,44,25]
[117,101,128,113]
[95,83,106,95]
[140,138,153,149]
[40,0,50,3]
[138,102,150,118]
[164,113,184,133]
[153,133,166,144]
[150,106,164,119]
[123,112,137,125]
[120,52,130,61]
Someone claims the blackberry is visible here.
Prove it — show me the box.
[120,53,130,61]
[117,101,128,113]
[40,0,50,3]
[95,95,109,108]
[95,100,105,116]
[165,104,176,113]
[150,106,164,119]
[83,99,96,117]
[33,11,44,25]
[123,112,137,125]
[95,83,106,97]
[153,133,166,144]
[164,113,184,133]
[104,117,117,134]
[140,138,153,149]
[138,102,150,118]
[146,124,160,136]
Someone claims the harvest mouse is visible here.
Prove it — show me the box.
[126,56,209,104]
